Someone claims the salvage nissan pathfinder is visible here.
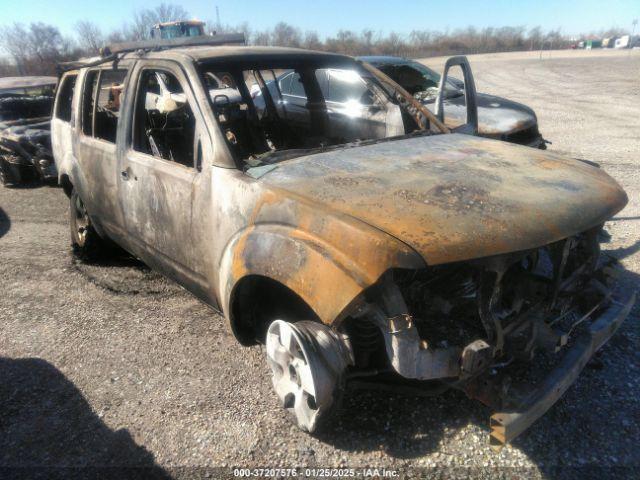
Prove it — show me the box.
[52,36,634,448]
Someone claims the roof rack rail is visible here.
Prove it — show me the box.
[56,33,246,75]
[103,33,246,56]
[57,54,118,75]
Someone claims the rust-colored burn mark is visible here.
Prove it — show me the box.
[394,182,503,216]
[228,186,425,325]
[255,134,627,267]
[323,175,383,188]
[225,132,628,328]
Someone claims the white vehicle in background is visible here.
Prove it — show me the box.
[614,35,630,49]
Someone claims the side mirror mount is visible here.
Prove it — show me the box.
[435,56,478,136]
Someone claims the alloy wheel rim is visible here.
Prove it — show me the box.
[266,320,321,431]
[74,196,90,244]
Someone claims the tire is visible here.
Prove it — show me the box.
[265,320,351,433]
[69,189,107,260]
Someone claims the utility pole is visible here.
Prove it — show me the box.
[216,6,221,30]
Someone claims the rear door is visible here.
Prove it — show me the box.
[51,72,78,173]
[75,64,130,230]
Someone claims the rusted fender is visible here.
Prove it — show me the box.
[218,189,424,325]
[253,133,628,266]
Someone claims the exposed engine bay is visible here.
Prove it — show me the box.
[346,226,608,376]
[337,225,632,447]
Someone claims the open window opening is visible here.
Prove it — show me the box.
[132,69,196,168]
[81,68,128,142]
[95,69,127,142]
[54,74,77,122]
[200,58,415,169]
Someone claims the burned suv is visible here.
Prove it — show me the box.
[52,38,632,448]
[0,76,57,185]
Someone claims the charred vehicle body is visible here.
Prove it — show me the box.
[359,56,546,149]
[0,76,57,185]
[52,37,632,448]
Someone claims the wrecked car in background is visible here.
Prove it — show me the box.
[359,56,547,148]
[52,36,632,449]
[0,76,57,186]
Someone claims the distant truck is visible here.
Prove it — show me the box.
[585,39,601,50]
[615,35,630,49]
[150,20,206,40]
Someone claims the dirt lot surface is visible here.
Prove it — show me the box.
[1,49,639,478]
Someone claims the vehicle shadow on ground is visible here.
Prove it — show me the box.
[69,248,181,297]
[0,207,9,239]
[75,247,150,270]
[0,357,172,478]
[316,386,487,459]
[315,246,640,471]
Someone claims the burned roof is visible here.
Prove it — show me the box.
[63,44,352,73]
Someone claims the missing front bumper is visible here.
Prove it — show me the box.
[487,289,635,450]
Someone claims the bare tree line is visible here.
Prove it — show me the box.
[0,2,632,77]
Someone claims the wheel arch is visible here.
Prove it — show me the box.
[220,224,382,344]
[59,173,73,197]
[229,275,321,345]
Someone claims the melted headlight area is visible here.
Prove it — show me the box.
[343,226,612,381]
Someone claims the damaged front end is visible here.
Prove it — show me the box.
[0,119,56,186]
[341,226,634,448]
[0,80,57,186]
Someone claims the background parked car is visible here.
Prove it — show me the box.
[358,56,546,148]
[0,76,57,186]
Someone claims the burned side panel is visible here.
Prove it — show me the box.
[214,177,426,326]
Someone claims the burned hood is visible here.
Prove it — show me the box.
[255,134,627,265]
[425,93,537,137]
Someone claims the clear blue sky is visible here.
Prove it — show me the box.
[0,0,638,38]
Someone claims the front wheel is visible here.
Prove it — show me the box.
[265,320,352,433]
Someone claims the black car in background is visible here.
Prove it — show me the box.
[358,56,546,148]
[0,76,58,185]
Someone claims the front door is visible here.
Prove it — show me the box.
[119,61,205,286]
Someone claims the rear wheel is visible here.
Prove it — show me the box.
[265,320,352,433]
[69,189,106,260]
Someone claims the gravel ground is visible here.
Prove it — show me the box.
[0,49,638,478]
